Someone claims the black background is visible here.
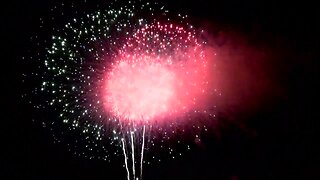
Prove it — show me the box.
[2,0,319,179]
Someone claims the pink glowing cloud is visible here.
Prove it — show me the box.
[102,22,214,123]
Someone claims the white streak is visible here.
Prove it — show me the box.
[121,138,130,180]
[131,132,136,179]
[140,125,146,179]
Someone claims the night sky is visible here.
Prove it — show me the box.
[2,0,319,179]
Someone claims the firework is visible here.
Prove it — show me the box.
[23,1,218,179]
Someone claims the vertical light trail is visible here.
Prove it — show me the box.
[121,138,130,180]
[140,125,146,179]
[131,132,136,180]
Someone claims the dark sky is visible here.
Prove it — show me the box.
[2,0,319,179]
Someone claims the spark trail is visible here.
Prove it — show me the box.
[131,132,136,179]
[121,138,130,180]
[140,125,146,179]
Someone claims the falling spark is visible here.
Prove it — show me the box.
[140,125,146,179]
[131,132,136,179]
[122,138,130,180]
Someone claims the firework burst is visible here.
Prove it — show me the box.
[23,1,219,179]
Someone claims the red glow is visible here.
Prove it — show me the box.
[106,57,175,121]
[103,23,212,123]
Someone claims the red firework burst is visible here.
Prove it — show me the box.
[103,22,212,124]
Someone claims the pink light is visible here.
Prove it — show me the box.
[102,23,212,124]
[106,57,175,121]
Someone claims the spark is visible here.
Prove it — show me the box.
[140,125,146,179]
[131,132,136,179]
[121,138,130,180]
